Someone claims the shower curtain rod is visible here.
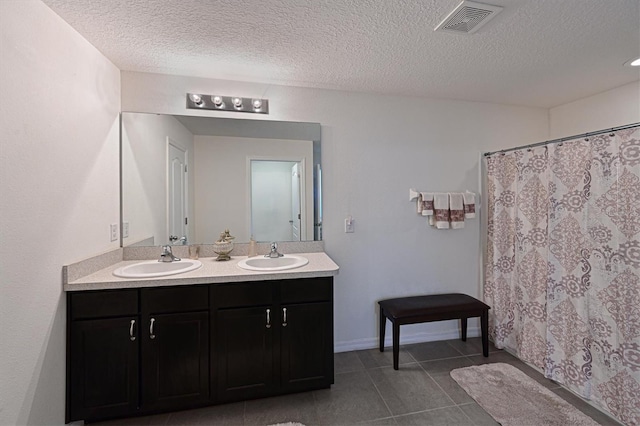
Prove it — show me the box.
[483,122,640,157]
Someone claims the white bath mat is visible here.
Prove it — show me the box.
[450,363,599,426]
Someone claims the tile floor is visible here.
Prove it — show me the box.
[95,338,621,425]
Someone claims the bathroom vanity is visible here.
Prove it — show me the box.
[64,252,338,423]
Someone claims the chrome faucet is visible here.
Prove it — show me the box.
[159,245,181,262]
[169,235,188,245]
[265,242,284,258]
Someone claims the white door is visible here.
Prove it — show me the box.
[250,160,301,242]
[168,142,187,244]
[290,163,301,241]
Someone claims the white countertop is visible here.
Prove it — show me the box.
[64,252,339,291]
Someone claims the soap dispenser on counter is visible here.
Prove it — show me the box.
[248,237,258,257]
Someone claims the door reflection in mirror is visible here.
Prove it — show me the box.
[250,160,304,242]
[168,140,188,245]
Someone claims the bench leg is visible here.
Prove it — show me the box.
[481,309,489,357]
[393,322,400,370]
[379,307,386,352]
[461,317,468,341]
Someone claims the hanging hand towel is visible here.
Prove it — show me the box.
[416,192,424,214]
[449,193,465,229]
[434,193,450,229]
[463,191,476,218]
[421,192,434,216]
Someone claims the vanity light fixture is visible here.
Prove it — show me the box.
[186,93,269,114]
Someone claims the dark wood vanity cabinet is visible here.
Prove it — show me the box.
[215,304,276,400]
[69,315,140,421]
[279,278,334,393]
[67,277,333,423]
[213,277,334,402]
[67,286,210,423]
[68,289,140,422]
[140,286,210,411]
[280,300,333,392]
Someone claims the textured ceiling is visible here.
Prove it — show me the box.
[42,0,640,108]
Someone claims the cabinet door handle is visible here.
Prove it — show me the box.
[282,308,287,327]
[129,319,136,341]
[266,309,271,328]
[149,318,156,339]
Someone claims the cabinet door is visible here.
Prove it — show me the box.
[215,306,275,402]
[141,311,209,411]
[280,301,334,392]
[69,317,139,422]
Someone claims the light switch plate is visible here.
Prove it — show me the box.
[345,217,354,233]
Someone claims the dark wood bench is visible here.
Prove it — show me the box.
[378,293,490,370]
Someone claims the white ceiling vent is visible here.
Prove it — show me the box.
[435,1,503,34]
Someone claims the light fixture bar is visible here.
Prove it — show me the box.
[186,93,269,114]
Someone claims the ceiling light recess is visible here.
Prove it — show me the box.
[435,0,503,34]
[186,93,269,114]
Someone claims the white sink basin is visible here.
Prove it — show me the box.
[237,254,309,271]
[113,259,202,278]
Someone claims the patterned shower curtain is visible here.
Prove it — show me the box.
[484,126,640,425]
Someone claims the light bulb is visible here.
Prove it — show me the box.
[212,95,223,106]
[232,97,243,108]
[624,56,640,67]
[188,93,203,105]
[252,99,263,109]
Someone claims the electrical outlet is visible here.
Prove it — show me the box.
[123,222,129,238]
[344,216,355,233]
[110,224,118,242]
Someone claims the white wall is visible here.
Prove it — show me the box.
[194,136,313,242]
[550,80,640,138]
[0,1,121,424]
[122,71,549,351]
[121,113,195,246]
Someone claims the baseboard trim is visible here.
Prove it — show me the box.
[334,326,481,353]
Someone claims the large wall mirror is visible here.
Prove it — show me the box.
[121,112,322,247]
